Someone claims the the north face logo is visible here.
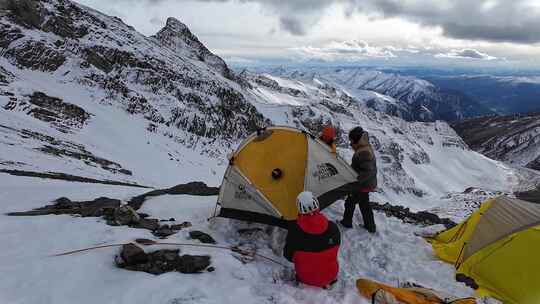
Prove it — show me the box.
[234,184,252,200]
[313,163,339,181]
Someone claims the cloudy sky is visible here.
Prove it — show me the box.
[75,0,540,69]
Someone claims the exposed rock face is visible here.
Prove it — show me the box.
[0,0,267,147]
[452,112,540,170]
[153,17,233,80]
[4,92,92,132]
[5,40,66,72]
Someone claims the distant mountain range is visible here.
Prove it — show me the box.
[423,75,540,115]
[260,67,495,122]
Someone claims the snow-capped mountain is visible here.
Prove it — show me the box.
[0,1,522,304]
[0,0,513,202]
[452,112,540,171]
[263,67,493,122]
[0,0,268,187]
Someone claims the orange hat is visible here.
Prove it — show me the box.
[320,125,336,144]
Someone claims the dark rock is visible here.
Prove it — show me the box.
[516,186,540,204]
[167,182,220,196]
[0,23,24,48]
[177,254,211,274]
[54,197,75,208]
[128,182,219,210]
[206,266,215,272]
[120,244,148,265]
[23,92,92,131]
[153,226,177,238]
[132,218,160,231]
[42,14,87,39]
[371,202,456,229]
[114,205,140,225]
[0,169,148,188]
[5,41,66,72]
[171,221,192,231]
[6,0,45,29]
[189,231,216,244]
[119,249,210,275]
[137,213,150,219]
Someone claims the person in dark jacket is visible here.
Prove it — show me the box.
[283,191,341,288]
[340,126,377,233]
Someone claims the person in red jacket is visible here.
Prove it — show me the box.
[319,124,337,153]
[283,191,341,288]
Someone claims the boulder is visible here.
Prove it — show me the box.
[177,255,211,273]
[171,221,192,231]
[153,225,177,238]
[189,231,216,244]
[114,205,140,225]
[119,244,148,265]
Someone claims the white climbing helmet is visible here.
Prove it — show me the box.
[296,191,320,215]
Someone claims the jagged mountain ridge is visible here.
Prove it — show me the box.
[452,112,540,171]
[0,0,265,141]
[0,0,512,204]
[263,67,493,122]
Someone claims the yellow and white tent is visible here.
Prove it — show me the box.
[427,196,540,304]
[215,126,361,227]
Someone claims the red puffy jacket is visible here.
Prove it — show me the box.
[283,212,341,287]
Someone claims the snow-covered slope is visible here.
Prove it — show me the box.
[452,112,540,171]
[0,175,477,304]
[242,71,514,209]
[0,0,267,187]
[264,67,493,122]
[0,1,520,303]
[0,0,513,204]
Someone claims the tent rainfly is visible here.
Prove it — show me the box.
[215,126,364,228]
[427,196,540,304]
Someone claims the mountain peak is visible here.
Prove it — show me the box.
[153,17,233,80]
[164,17,189,33]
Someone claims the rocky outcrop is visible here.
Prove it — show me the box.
[452,112,540,170]
[116,244,212,275]
[4,92,92,132]
[372,201,456,228]
[5,40,66,72]
[0,0,268,150]
[129,181,219,209]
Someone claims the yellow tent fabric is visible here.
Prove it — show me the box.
[458,225,540,304]
[356,278,477,304]
[428,200,493,264]
[217,126,359,227]
[235,129,307,220]
[427,196,540,304]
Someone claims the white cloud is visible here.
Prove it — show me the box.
[435,49,497,60]
[292,40,398,61]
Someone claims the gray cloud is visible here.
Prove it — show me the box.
[347,0,540,44]
[185,0,540,44]
[279,17,306,36]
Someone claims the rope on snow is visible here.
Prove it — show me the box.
[50,238,288,267]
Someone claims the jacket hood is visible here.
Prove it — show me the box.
[297,211,329,235]
[358,132,370,147]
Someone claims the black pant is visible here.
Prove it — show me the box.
[342,192,376,232]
